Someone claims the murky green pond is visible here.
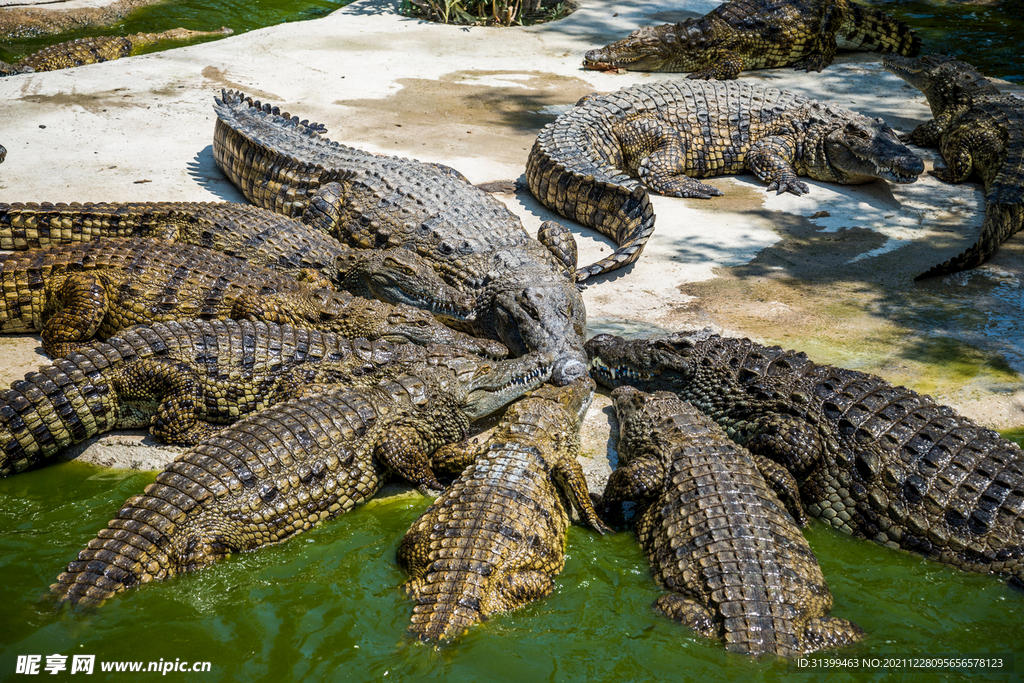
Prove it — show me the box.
[2,0,1022,83]
[0,459,1019,681]
[0,0,351,63]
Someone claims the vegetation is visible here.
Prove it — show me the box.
[401,0,573,27]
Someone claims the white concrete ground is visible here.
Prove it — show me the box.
[0,0,1021,487]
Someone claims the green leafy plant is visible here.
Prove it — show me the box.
[401,0,571,27]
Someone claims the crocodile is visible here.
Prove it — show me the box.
[0,319,539,477]
[0,201,476,321]
[582,0,919,79]
[604,386,862,658]
[0,28,232,76]
[0,237,505,359]
[50,351,553,607]
[397,377,608,643]
[527,80,924,280]
[212,90,588,385]
[883,54,1024,279]
[0,144,5,164]
[587,331,1024,585]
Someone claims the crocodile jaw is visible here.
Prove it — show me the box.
[820,119,924,185]
[462,352,555,419]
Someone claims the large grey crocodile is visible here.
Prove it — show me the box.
[0,237,504,359]
[50,350,552,607]
[604,386,862,657]
[884,54,1024,279]
[587,331,1024,586]
[397,377,608,642]
[211,90,587,385]
[0,319,544,477]
[527,80,924,281]
[583,0,919,79]
[0,201,476,320]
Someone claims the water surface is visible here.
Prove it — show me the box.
[0,460,1019,681]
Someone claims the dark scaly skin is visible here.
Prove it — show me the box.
[884,54,1024,279]
[0,237,505,359]
[0,319,544,477]
[49,350,554,608]
[0,201,476,321]
[527,80,923,280]
[397,377,608,643]
[582,0,919,78]
[587,332,1024,586]
[0,144,5,163]
[0,28,232,76]
[605,387,862,658]
[211,90,588,386]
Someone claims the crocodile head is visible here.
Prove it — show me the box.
[883,54,997,113]
[340,249,478,322]
[583,22,697,72]
[424,349,555,419]
[492,283,588,386]
[311,289,507,358]
[585,332,704,391]
[808,114,924,185]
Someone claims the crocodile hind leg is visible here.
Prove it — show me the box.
[537,221,578,274]
[617,116,724,199]
[40,272,109,357]
[801,616,864,653]
[111,358,223,445]
[655,594,718,639]
[792,4,842,73]
[685,49,745,80]
[751,452,808,525]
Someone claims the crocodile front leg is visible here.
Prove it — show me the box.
[685,49,745,80]
[746,135,809,195]
[932,125,998,185]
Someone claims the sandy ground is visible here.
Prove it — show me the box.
[0,0,1022,493]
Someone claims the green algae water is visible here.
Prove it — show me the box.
[0,460,1020,682]
[0,0,352,64]
[2,0,1023,82]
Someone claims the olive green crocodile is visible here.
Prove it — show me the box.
[0,201,476,320]
[587,331,1024,586]
[583,0,919,78]
[212,90,588,386]
[50,352,552,607]
[884,54,1024,279]
[0,319,538,477]
[0,237,505,359]
[397,377,608,642]
[604,386,862,658]
[527,80,923,280]
[0,28,231,76]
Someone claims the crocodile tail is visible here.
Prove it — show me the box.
[915,203,1024,280]
[526,137,656,283]
[406,564,489,642]
[841,5,920,56]
[49,490,183,607]
[0,202,172,250]
[212,90,330,217]
[0,350,120,477]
